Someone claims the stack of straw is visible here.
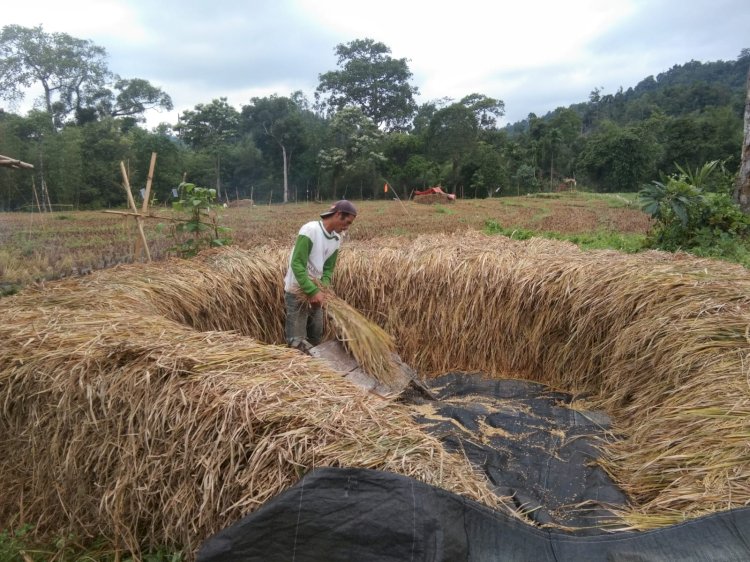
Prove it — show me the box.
[331,232,750,528]
[0,247,502,558]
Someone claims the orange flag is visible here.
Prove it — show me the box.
[384,183,389,192]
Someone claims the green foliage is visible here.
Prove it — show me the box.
[0,37,746,210]
[0,24,170,129]
[240,94,307,202]
[316,38,418,131]
[639,162,750,266]
[484,220,536,240]
[0,524,34,561]
[169,183,232,258]
[317,107,385,199]
[577,123,658,191]
[483,219,645,252]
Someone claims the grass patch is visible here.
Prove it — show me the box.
[0,526,184,562]
[484,219,645,252]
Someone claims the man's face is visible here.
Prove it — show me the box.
[331,212,356,233]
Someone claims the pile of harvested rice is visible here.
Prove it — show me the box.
[333,233,750,528]
[2,232,749,557]
[0,247,501,558]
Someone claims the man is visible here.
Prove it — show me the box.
[284,200,357,352]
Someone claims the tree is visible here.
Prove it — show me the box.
[734,61,750,213]
[459,94,505,130]
[577,122,657,191]
[99,78,173,119]
[317,107,384,199]
[0,25,110,128]
[426,103,478,190]
[175,98,240,200]
[241,94,307,203]
[546,128,563,189]
[316,38,418,131]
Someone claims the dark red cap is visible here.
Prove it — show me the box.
[320,200,358,218]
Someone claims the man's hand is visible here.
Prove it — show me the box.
[309,291,325,307]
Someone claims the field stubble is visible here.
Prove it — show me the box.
[0,193,651,291]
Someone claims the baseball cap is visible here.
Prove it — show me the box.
[320,200,358,218]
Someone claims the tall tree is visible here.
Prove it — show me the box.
[95,78,173,120]
[316,38,418,131]
[175,98,240,200]
[460,93,505,130]
[426,103,478,190]
[317,107,384,199]
[241,94,306,203]
[0,25,110,128]
[734,60,750,213]
[577,122,657,191]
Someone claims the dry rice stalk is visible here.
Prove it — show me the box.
[331,232,750,529]
[319,288,403,388]
[4,231,750,549]
[0,246,503,559]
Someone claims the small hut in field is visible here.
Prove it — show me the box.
[413,186,456,204]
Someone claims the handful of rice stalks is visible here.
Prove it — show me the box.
[300,286,404,387]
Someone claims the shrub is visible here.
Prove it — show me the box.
[639,162,750,266]
[167,183,232,258]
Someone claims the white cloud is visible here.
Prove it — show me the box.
[3,0,748,128]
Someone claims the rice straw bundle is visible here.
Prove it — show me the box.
[320,288,405,388]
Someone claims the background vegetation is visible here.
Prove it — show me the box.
[1,27,748,209]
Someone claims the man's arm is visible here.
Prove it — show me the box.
[290,235,319,296]
[321,249,339,287]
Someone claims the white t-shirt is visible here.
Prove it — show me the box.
[284,220,341,295]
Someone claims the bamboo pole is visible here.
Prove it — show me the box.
[103,209,218,228]
[119,161,152,262]
[31,176,43,213]
[41,177,52,212]
[383,179,411,216]
[134,153,158,259]
[0,155,34,169]
[141,152,157,214]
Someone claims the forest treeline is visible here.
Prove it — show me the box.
[0,25,748,211]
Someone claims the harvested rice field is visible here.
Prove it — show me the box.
[1,195,749,560]
[0,192,649,292]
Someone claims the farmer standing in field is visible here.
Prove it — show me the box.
[284,200,358,352]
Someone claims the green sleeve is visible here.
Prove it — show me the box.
[321,249,339,287]
[290,235,319,296]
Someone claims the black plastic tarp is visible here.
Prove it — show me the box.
[198,373,750,560]
[197,467,750,561]
[406,373,627,530]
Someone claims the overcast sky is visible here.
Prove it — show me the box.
[4,0,749,128]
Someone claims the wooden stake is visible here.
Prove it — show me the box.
[31,176,43,213]
[141,152,157,214]
[133,152,158,257]
[120,161,152,262]
[103,209,217,228]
